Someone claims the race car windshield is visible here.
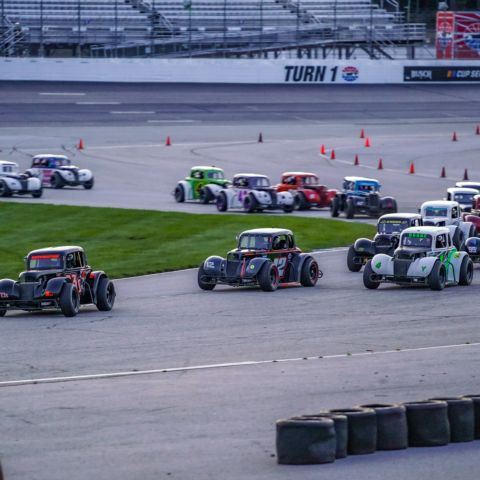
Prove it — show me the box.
[378,220,409,234]
[207,171,224,180]
[454,193,475,203]
[356,182,378,192]
[250,177,270,188]
[28,254,63,270]
[401,233,432,248]
[239,234,271,250]
[301,176,319,185]
[424,207,448,217]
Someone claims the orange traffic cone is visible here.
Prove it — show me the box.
[476,125,480,135]
[320,144,326,155]
[77,138,84,150]
[464,168,469,181]
[165,135,172,146]
[378,158,383,170]
[360,128,365,139]
[330,149,336,160]
[452,131,458,142]
[364,137,370,147]
[409,162,415,174]
[354,154,359,166]
[258,132,263,143]
[440,166,446,178]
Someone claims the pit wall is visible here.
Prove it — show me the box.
[1,58,480,83]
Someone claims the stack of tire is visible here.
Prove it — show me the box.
[276,394,480,465]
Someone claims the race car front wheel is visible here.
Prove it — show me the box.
[174,184,185,203]
[59,283,80,317]
[459,256,474,286]
[428,261,446,291]
[300,256,319,287]
[347,246,363,272]
[363,261,380,289]
[258,262,279,292]
[51,173,65,189]
[0,180,12,197]
[198,264,216,290]
[96,278,116,311]
[32,187,43,198]
[83,178,94,190]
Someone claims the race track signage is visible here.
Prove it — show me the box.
[404,66,480,82]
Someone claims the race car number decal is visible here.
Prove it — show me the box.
[66,273,82,293]
[273,257,287,277]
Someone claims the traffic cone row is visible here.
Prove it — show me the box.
[165,135,172,146]
[409,162,415,174]
[320,144,326,155]
[330,149,336,160]
[77,138,84,150]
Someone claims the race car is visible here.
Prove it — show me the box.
[446,187,478,212]
[456,181,480,191]
[0,246,115,317]
[26,154,94,189]
[173,166,230,204]
[216,174,294,213]
[331,176,397,219]
[463,194,480,234]
[363,226,473,291]
[420,200,476,249]
[198,228,321,291]
[347,213,422,272]
[276,172,337,210]
[0,160,42,198]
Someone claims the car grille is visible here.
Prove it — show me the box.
[19,283,35,300]
[393,259,412,278]
[368,193,379,208]
[226,261,240,278]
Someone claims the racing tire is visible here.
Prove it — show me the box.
[294,192,308,211]
[59,283,80,317]
[0,309,6,317]
[389,199,398,214]
[363,260,380,289]
[468,224,477,238]
[427,261,446,291]
[300,256,319,287]
[216,192,228,212]
[463,395,480,439]
[174,184,185,203]
[331,196,339,218]
[459,256,474,286]
[258,262,279,292]
[347,245,362,272]
[83,178,94,190]
[199,187,213,204]
[346,198,355,219]
[282,204,294,213]
[452,227,465,251]
[0,179,12,197]
[50,172,65,189]
[96,277,116,311]
[198,264,216,291]
[243,193,258,214]
[31,187,43,198]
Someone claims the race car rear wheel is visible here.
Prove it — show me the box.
[428,261,446,291]
[96,277,116,311]
[346,198,355,219]
[300,256,319,287]
[174,184,185,203]
[258,262,279,292]
[243,193,258,213]
[83,178,94,190]
[459,256,474,286]
[347,245,363,272]
[198,264,216,290]
[59,283,80,317]
[216,192,228,212]
[363,261,380,289]
[294,192,308,211]
[50,172,65,189]
[331,196,339,217]
[0,180,12,197]
[199,187,213,204]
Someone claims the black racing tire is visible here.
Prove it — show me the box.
[96,277,116,311]
[198,264,216,291]
[174,184,185,203]
[243,193,258,213]
[276,418,336,465]
[363,260,380,289]
[428,261,446,291]
[300,256,319,287]
[31,187,43,198]
[347,245,362,272]
[331,196,339,218]
[199,187,213,204]
[459,256,474,286]
[452,227,465,251]
[216,192,228,212]
[403,400,450,447]
[346,198,355,219]
[83,178,94,190]
[294,192,308,211]
[0,179,12,197]
[282,203,294,213]
[0,309,6,317]
[468,224,477,238]
[59,283,80,317]
[50,172,64,189]
[429,396,474,443]
[258,262,279,292]
[463,395,480,439]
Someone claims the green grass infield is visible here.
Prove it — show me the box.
[1,203,375,278]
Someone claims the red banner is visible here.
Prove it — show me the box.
[436,11,455,59]
[436,12,480,59]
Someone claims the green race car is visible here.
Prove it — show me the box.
[174,166,230,204]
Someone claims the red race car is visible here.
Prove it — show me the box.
[276,172,337,210]
[463,193,480,234]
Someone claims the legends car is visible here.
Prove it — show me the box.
[363,226,473,291]
[276,172,337,210]
[198,228,321,291]
[331,176,397,219]
[0,160,42,198]
[173,166,230,204]
[420,200,476,249]
[0,246,115,317]
[446,187,478,212]
[216,174,294,213]
[456,181,480,191]
[347,213,422,272]
[26,154,94,189]
[464,194,480,233]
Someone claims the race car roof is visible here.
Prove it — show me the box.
[33,154,69,159]
[421,200,459,209]
[233,173,269,178]
[447,187,479,194]
[456,181,480,189]
[239,228,293,236]
[344,176,379,183]
[28,246,85,256]
[191,166,223,171]
[401,226,450,236]
[0,160,17,166]
[379,212,421,221]
[281,172,317,177]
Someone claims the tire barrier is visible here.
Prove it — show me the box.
[462,395,480,439]
[359,403,408,450]
[276,418,336,465]
[329,408,377,455]
[403,400,450,447]
[429,397,474,443]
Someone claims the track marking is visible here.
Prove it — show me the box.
[39,92,85,96]
[1,342,478,389]
[110,111,156,115]
[147,120,199,123]
[76,102,121,105]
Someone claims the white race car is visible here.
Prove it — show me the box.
[363,226,473,290]
[26,154,94,189]
[0,160,42,198]
[446,187,478,212]
[216,174,294,213]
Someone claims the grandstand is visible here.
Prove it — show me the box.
[0,0,426,58]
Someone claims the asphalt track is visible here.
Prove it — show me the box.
[1,83,480,479]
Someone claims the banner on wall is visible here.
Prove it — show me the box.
[436,11,480,59]
[404,66,480,82]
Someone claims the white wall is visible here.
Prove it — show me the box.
[1,58,479,83]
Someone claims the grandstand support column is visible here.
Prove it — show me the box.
[114,0,118,57]
[259,0,264,57]
[39,0,44,56]
[369,2,373,59]
[76,0,82,57]
[150,0,155,57]
[333,0,337,57]
[296,0,300,55]
[1,0,4,32]
[223,0,227,56]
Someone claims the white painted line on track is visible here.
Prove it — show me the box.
[1,342,478,389]
[76,102,121,105]
[39,92,85,96]
[110,111,156,115]
[147,120,199,123]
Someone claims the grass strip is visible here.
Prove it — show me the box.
[1,203,375,278]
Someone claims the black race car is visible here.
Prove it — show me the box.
[347,213,422,272]
[198,228,321,291]
[0,246,115,317]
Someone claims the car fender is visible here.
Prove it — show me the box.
[45,276,68,296]
[380,196,396,209]
[220,188,237,208]
[251,190,272,205]
[407,256,437,278]
[464,215,480,234]
[353,238,376,256]
[326,189,338,202]
[370,254,393,275]
[24,168,39,178]
[204,183,223,198]
[445,249,466,282]
[1,176,19,189]
[177,180,193,200]
[203,256,225,275]
[0,279,20,299]
[466,236,480,255]
[459,221,474,239]
[289,253,312,283]
[28,177,42,190]
[244,257,270,278]
[90,271,107,296]
[78,169,93,181]
[277,190,294,205]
